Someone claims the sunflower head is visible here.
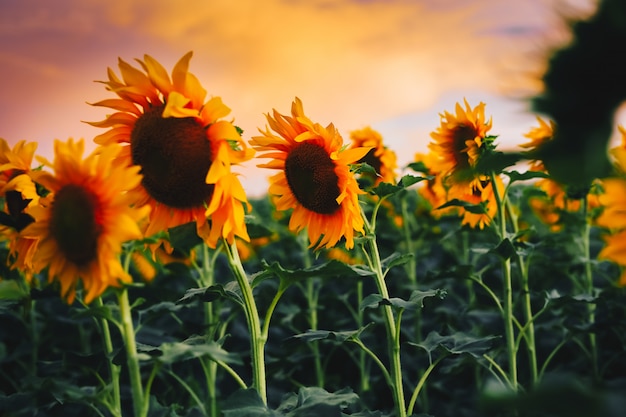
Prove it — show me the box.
[520,117,556,172]
[428,99,492,185]
[609,125,626,174]
[413,151,455,218]
[250,98,369,249]
[20,139,150,304]
[349,127,397,186]
[448,176,503,230]
[0,139,41,277]
[88,52,254,249]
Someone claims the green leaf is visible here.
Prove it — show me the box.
[437,198,487,214]
[490,238,516,260]
[177,284,243,307]
[221,388,277,417]
[351,162,378,176]
[251,259,374,288]
[407,161,429,173]
[168,222,202,255]
[474,151,522,174]
[370,174,429,197]
[381,252,414,272]
[245,214,276,239]
[360,289,446,311]
[0,279,29,301]
[290,324,374,344]
[277,387,360,416]
[409,330,499,359]
[143,336,242,365]
[504,170,549,184]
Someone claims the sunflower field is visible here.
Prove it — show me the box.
[2,1,626,416]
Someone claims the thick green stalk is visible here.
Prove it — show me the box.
[490,173,518,392]
[356,279,370,393]
[199,244,219,416]
[299,236,325,387]
[505,199,538,385]
[95,297,122,417]
[581,197,598,379]
[224,240,267,404]
[362,213,407,417]
[117,287,145,417]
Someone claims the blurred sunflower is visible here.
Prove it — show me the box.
[520,116,556,172]
[20,139,150,304]
[349,126,397,185]
[413,151,456,218]
[250,98,370,249]
[521,117,600,229]
[597,177,626,286]
[88,52,254,248]
[0,139,39,276]
[610,125,626,174]
[453,176,504,230]
[428,99,492,189]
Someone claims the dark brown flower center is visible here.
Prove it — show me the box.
[130,105,214,208]
[452,125,476,171]
[50,184,102,266]
[284,142,340,215]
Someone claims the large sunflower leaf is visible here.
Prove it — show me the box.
[221,389,278,417]
[290,323,374,343]
[437,198,486,214]
[370,174,429,198]
[489,238,516,261]
[360,289,446,311]
[381,252,414,272]
[244,214,276,239]
[408,330,499,358]
[177,283,243,307]
[504,170,549,184]
[250,259,374,288]
[277,387,360,416]
[140,335,241,365]
[168,222,203,255]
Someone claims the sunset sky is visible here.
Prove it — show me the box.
[0,0,606,197]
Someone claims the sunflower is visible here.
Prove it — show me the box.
[610,125,626,174]
[250,98,370,249]
[520,118,601,228]
[88,52,254,249]
[520,116,556,172]
[413,151,457,218]
[0,139,40,275]
[597,177,626,286]
[349,126,397,185]
[452,176,504,230]
[428,98,492,188]
[20,139,150,304]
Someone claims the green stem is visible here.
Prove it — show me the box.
[482,354,513,390]
[407,355,445,416]
[95,297,122,417]
[505,198,538,386]
[299,235,325,387]
[350,338,392,390]
[117,287,145,417]
[362,209,407,417]
[356,279,370,393]
[167,369,207,415]
[199,244,219,416]
[581,196,598,379]
[224,240,267,404]
[490,173,518,392]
